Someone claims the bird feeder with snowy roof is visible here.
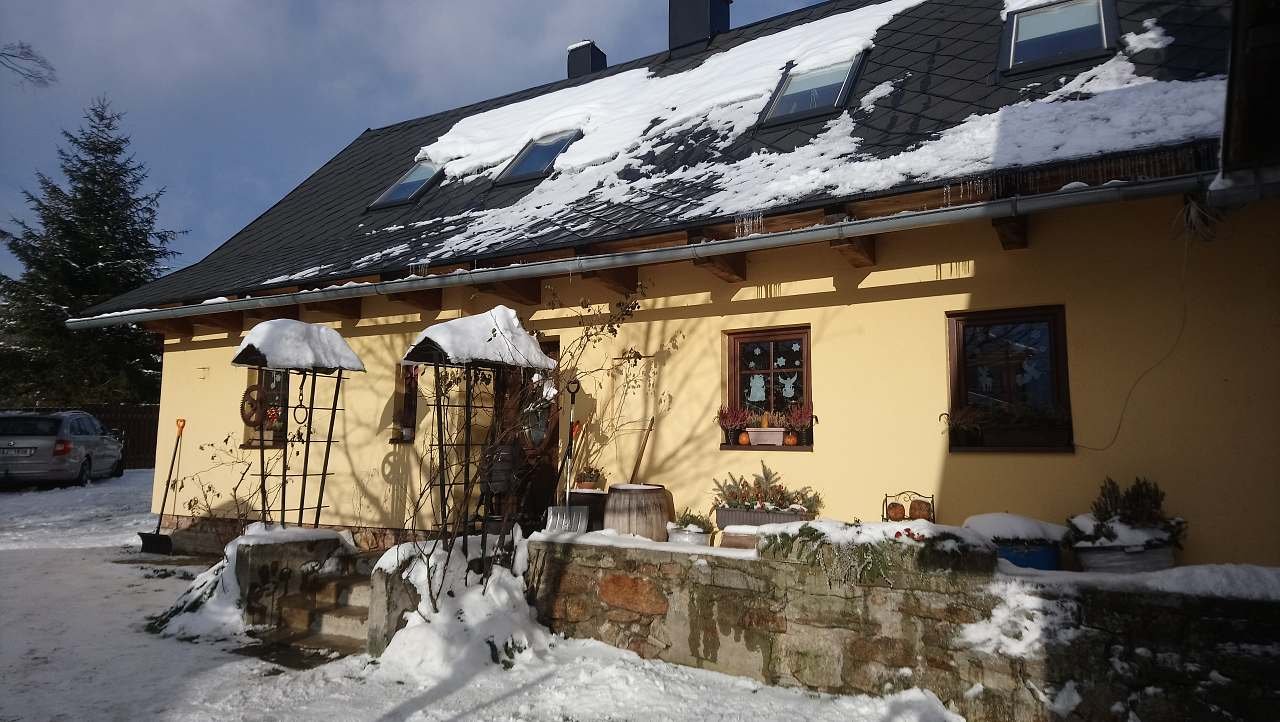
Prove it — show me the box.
[231,319,364,529]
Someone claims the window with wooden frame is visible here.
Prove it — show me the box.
[726,327,812,448]
[391,363,420,443]
[946,306,1074,451]
[242,368,289,448]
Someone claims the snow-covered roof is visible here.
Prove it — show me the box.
[404,305,556,369]
[232,319,366,372]
[86,0,1231,316]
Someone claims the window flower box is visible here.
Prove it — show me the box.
[745,427,785,446]
[715,507,814,528]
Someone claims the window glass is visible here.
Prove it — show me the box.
[500,131,579,182]
[371,160,441,208]
[963,321,1055,410]
[763,61,855,123]
[730,330,809,416]
[1012,0,1104,66]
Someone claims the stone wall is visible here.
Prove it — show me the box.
[525,540,1279,722]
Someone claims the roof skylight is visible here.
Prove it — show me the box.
[760,59,859,125]
[369,160,442,209]
[498,130,581,183]
[1006,0,1110,70]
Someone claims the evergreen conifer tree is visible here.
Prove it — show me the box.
[0,97,178,405]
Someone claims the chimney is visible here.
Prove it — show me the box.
[568,40,607,79]
[669,0,732,51]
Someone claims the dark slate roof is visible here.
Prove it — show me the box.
[90,0,1231,315]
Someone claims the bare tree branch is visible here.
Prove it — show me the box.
[1,42,57,87]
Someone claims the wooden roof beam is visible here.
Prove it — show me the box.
[144,318,194,338]
[191,311,243,333]
[582,266,639,295]
[244,305,299,325]
[993,216,1029,250]
[476,278,543,306]
[386,288,442,312]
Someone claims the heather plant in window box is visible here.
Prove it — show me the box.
[1066,476,1186,572]
[714,406,754,445]
[711,461,823,529]
[782,403,817,446]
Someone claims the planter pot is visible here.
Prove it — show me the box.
[1075,544,1174,573]
[996,542,1061,571]
[745,427,785,446]
[715,507,814,529]
[798,427,813,446]
[720,530,759,549]
[667,528,711,546]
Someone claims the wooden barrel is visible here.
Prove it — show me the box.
[604,484,674,541]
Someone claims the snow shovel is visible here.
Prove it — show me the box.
[139,418,185,555]
[545,378,587,533]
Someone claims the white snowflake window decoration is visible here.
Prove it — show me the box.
[776,356,787,367]
[747,361,756,369]
[791,342,801,352]
[753,347,762,355]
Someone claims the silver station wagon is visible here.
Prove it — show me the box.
[0,411,125,487]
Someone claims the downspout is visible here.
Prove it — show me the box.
[66,172,1212,330]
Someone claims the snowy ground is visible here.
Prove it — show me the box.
[0,469,961,722]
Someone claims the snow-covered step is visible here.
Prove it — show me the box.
[310,576,371,608]
[313,605,368,640]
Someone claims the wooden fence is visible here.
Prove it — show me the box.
[4,404,160,469]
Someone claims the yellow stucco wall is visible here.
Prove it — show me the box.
[153,195,1280,565]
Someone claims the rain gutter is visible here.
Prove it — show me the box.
[66,172,1213,330]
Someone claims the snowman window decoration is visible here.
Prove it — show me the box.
[747,374,768,403]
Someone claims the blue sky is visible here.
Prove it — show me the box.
[0,0,815,279]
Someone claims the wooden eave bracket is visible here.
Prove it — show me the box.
[688,235,747,283]
[476,278,542,306]
[386,288,442,312]
[830,235,877,267]
[582,266,639,295]
[301,297,363,320]
[993,215,1029,250]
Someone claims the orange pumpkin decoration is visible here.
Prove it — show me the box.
[737,430,752,445]
[783,431,799,446]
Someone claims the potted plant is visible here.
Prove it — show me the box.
[574,465,606,490]
[962,512,1067,571]
[714,406,754,446]
[667,508,713,546]
[1066,477,1186,573]
[782,403,816,446]
[746,411,785,446]
[712,462,823,529]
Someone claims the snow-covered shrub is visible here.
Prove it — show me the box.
[376,534,551,679]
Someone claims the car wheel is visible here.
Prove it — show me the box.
[77,460,92,486]
[110,457,125,478]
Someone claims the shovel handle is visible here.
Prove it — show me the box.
[175,418,186,436]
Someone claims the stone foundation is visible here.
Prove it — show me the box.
[525,540,1280,722]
